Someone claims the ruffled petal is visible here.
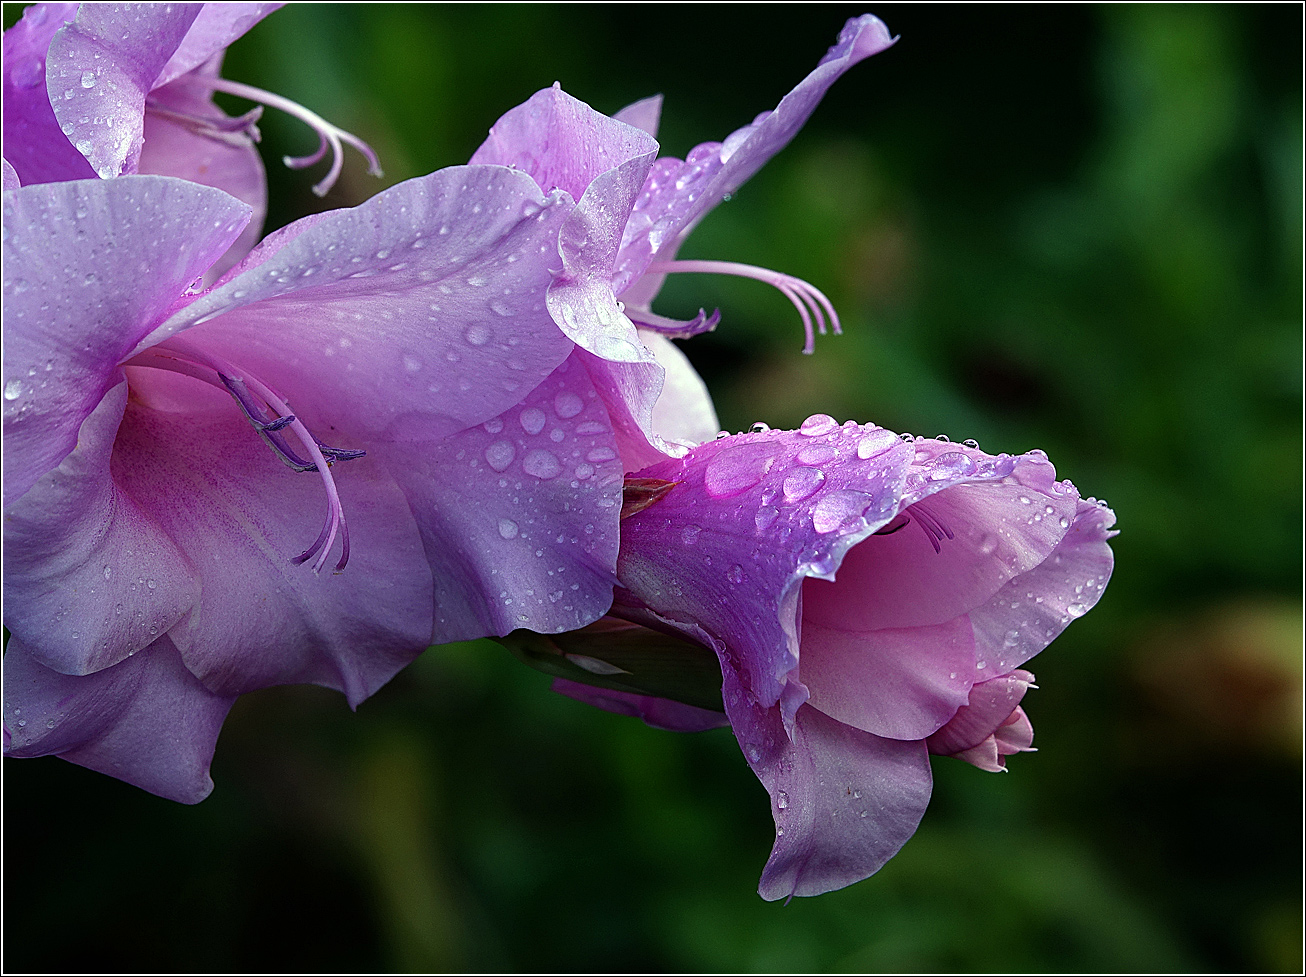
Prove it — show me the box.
[551,679,728,732]
[2,176,251,505]
[926,669,1036,757]
[145,165,576,441]
[2,635,236,804]
[153,3,283,88]
[109,399,434,707]
[376,353,622,642]
[618,421,913,708]
[1,2,92,186]
[612,94,662,138]
[576,348,673,471]
[469,83,658,204]
[802,443,1078,633]
[613,15,896,291]
[720,668,932,901]
[47,4,200,178]
[3,382,198,676]
[969,495,1117,680]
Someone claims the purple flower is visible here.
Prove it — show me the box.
[469,15,897,466]
[548,416,1116,899]
[2,167,630,800]
[2,2,380,277]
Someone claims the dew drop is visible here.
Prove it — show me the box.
[4,379,23,401]
[522,449,561,479]
[754,506,779,533]
[483,417,504,434]
[782,467,825,503]
[80,70,95,88]
[554,390,583,418]
[703,442,774,498]
[797,443,835,466]
[497,518,519,540]
[585,447,616,463]
[812,490,871,533]
[727,564,744,584]
[681,524,702,545]
[484,440,515,472]
[519,407,546,435]
[777,790,790,810]
[799,414,837,437]
[102,565,111,580]
[402,354,422,373]
[464,323,491,346]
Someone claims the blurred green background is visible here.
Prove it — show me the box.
[4,4,1301,972]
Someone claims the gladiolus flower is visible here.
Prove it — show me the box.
[470,14,897,464]
[2,167,629,800]
[2,2,381,276]
[537,417,1116,899]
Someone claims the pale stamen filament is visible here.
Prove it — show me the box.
[645,259,842,354]
[185,76,383,197]
[125,341,359,573]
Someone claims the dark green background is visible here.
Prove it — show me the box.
[4,4,1301,972]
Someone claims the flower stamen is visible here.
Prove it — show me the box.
[644,260,841,354]
[160,76,383,197]
[124,340,362,573]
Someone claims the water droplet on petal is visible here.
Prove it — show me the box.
[522,449,561,479]
[727,564,744,584]
[799,414,838,437]
[402,354,422,373]
[497,518,519,539]
[704,442,775,498]
[519,407,546,435]
[80,70,95,88]
[4,380,23,401]
[812,490,872,533]
[554,391,583,418]
[777,790,789,810]
[782,467,825,503]
[485,440,515,472]
[755,506,779,533]
[464,323,491,346]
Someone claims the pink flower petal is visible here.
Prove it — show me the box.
[3,634,236,804]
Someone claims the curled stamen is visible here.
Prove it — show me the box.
[645,260,842,354]
[908,502,954,555]
[125,341,362,573]
[185,76,383,197]
[624,305,721,339]
[143,100,264,147]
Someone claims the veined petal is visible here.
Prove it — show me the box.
[969,496,1117,681]
[145,165,576,441]
[721,667,932,902]
[376,353,623,642]
[153,3,284,88]
[3,382,198,676]
[2,176,251,506]
[110,400,434,707]
[1,2,92,186]
[2,634,237,804]
[612,94,662,139]
[926,669,1036,757]
[470,83,658,204]
[47,3,201,178]
[615,15,896,289]
[618,422,913,708]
